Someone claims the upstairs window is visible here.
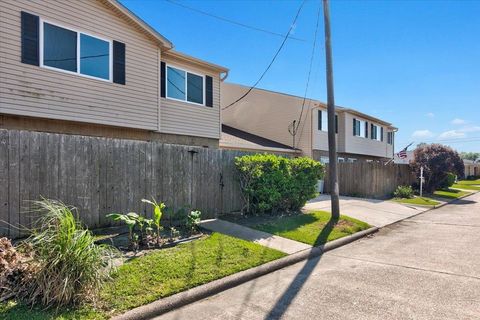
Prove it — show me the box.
[41,21,111,81]
[353,119,366,138]
[371,124,382,141]
[318,110,338,133]
[387,131,394,145]
[167,65,204,105]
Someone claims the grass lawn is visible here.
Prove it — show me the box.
[252,211,370,246]
[0,233,286,320]
[452,180,480,191]
[393,196,440,206]
[433,188,470,199]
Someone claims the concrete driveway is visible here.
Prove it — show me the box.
[156,192,480,320]
[304,194,430,227]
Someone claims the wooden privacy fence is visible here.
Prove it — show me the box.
[323,162,415,199]
[0,129,250,238]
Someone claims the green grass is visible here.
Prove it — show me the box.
[0,233,285,320]
[456,179,480,185]
[451,183,480,191]
[393,197,440,206]
[252,211,370,246]
[433,188,470,199]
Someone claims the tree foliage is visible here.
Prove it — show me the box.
[235,154,324,214]
[460,152,480,161]
[411,144,464,193]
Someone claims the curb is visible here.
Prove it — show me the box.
[112,226,379,320]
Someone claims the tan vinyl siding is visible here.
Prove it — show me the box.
[0,0,160,130]
[311,107,340,152]
[344,113,392,158]
[161,53,221,139]
[221,83,312,157]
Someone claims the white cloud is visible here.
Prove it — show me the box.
[425,112,435,118]
[438,130,466,139]
[412,130,434,139]
[459,125,480,133]
[451,118,466,125]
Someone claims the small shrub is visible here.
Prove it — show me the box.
[235,154,324,214]
[186,210,202,234]
[440,172,456,189]
[24,199,117,308]
[393,185,414,199]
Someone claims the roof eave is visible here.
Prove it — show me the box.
[164,49,229,73]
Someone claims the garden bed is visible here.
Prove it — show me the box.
[0,232,286,319]
[224,211,370,246]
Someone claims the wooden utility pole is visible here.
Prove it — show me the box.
[322,0,340,220]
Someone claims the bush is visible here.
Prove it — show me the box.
[440,172,456,189]
[24,199,117,308]
[235,154,324,214]
[393,185,414,199]
[410,144,464,193]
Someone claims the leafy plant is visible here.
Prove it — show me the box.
[235,154,324,214]
[186,210,202,234]
[169,227,180,241]
[24,199,117,308]
[393,185,414,199]
[107,212,139,248]
[440,172,457,189]
[142,198,166,245]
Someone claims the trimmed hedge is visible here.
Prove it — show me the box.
[235,154,325,214]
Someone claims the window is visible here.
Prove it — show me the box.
[320,156,329,164]
[371,124,381,141]
[347,158,357,163]
[387,131,394,145]
[318,110,338,133]
[41,21,111,81]
[353,119,366,138]
[338,157,345,163]
[167,65,205,105]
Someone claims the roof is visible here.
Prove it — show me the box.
[220,125,297,153]
[163,50,229,73]
[223,82,395,128]
[101,0,173,49]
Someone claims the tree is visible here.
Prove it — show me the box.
[460,152,480,161]
[411,144,465,193]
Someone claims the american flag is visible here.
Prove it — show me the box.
[396,142,413,159]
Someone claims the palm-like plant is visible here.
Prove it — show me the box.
[142,198,166,245]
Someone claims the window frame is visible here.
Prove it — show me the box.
[371,124,382,141]
[166,63,206,107]
[354,119,366,138]
[39,18,113,82]
[318,109,338,134]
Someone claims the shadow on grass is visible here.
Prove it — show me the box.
[264,216,338,320]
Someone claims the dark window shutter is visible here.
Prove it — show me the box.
[381,127,384,141]
[365,121,368,138]
[335,114,338,134]
[160,61,166,98]
[353,118,356,136]
[205,75,213,107]
[113,41,125,84]
[21,11,39,66]
[318,110,322,130]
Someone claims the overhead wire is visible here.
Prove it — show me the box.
[221,0,307,111]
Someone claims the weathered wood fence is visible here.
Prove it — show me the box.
[0,129,249,238]
[323,162,415,199]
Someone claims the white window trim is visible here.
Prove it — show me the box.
[39,18,113,82]
[371,124,382,141]
[165,63,206,107]
[318,110,338,134]
[354,119,366,138]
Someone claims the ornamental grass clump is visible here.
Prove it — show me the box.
[24,199,117,308]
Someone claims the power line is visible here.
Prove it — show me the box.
[221,0,307,111]
[293,0,321,147]
[396,135,480,146]
[165,0,306,42]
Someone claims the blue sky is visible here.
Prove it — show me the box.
[121,0,480,152]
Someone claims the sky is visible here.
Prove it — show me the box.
[121,0,480,152]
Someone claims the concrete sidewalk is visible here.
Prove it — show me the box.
[199,219,311,254]
[304,194,430,227]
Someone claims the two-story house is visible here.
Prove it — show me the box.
[0,0,228,147]
[221,82,396,162]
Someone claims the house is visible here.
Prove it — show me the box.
[221,83,396,162]
[463,159,480,178]
[0,0,228,148]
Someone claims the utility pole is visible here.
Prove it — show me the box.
[323,0,340,220]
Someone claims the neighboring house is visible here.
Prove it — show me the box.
[463,159,480,178]
[221,124,297,155]
[0,0,228,148]
[221,83,396,162]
